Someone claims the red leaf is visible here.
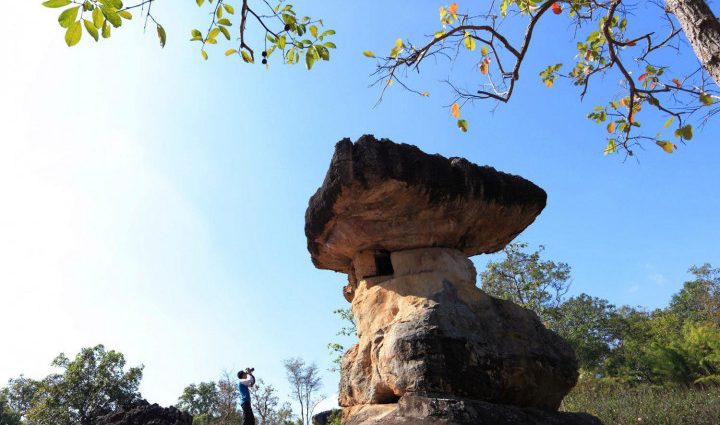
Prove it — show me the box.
[551,2,562,14]
[638,73,648,81]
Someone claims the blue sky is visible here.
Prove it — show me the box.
[1,0,719,415]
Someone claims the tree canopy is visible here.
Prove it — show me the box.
[2,345,143,425]
[481,243,720,386]
[39,0,719,157]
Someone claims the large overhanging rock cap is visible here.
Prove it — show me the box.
[305,135,547,273]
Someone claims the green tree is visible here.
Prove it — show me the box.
[327,308,356,372]
[480,242,571,322]
[177,382,220,422]
[0,392,21,425]
[22,344,143,425]
[40,0,719,155]
[670,263,719,325]
[549,294,619,371]
[2,375,40,420]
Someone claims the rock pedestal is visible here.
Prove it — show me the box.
[305,136,602,425]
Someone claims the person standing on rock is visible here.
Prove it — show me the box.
[237,367,256,425]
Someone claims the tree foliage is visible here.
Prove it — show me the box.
[367,1,719,155]
[41,0,336,67]
[3,345,143,425]
[326,308,356,372]
[178,382,220,419]
[481,245,720,386]
[0,392,21,425]
[669,263,720,325]
[480,242,571,322]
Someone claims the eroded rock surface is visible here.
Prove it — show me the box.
[344,395,603,425]
[305,135,547,274]
[339,248,577,411]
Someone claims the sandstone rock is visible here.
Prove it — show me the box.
[94,400,192,425]
[305,137,598,424]
[343,395,603,425]
[305,135,547,274]
[339,248,577,411]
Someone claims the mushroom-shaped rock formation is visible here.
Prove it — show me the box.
[305,136,601,425]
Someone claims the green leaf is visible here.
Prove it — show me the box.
[201,49,208,60]
[240,49,253,63]
[65,20,82,46]
[223,3,235,14]
[700,93,715,106]
[306,48,315,69]
[191,29,202,38]
[208,27,220,41]
[663,117,674,129]
[225,48,237,56]
[156,24,166,47]
[674,125,693,140]
[309,25,318,38]
[196,0,205,6]
[58,6,80,28]
[217,18,231,26]
[481,45,488,57]
[42,0,71,8]
[101,6,122,28]
[316,45,330,60]
[682,125,693,140]
[117,10,132,20]
[604,138,617,156]
[101,20,111,38]
[219,26,230,40]
[101,0,123,8]
[84,19,98,41]
[323,41,336,49]
[277,35,286,49]
[92,7,104,28]
[457,119,469,133]
[363,50,375,58]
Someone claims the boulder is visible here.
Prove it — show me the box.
[339,248,577,411]
[305,135,546,274]
[94,400,192,425]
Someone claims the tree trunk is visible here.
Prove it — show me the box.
[665,0,720,86]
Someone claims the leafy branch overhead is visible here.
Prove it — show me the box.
[365,1,719,156]
[42,0,336,69]
[40,0,720,157]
